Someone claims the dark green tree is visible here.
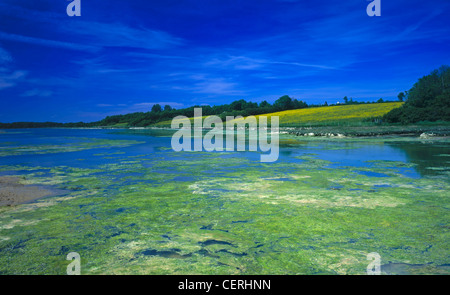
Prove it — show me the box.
[259,100,270,108]
[274,95,293,111]
[230,99,247,111]
[384,65,450,123]
[151,104,162,113]
[292,98,308,109]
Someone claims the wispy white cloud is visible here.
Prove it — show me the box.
[126,52,187,60]
[204,55,264,70]
[0,46,12,64]
[0,47,22,90]
[204,54,337,71]
[0,26,182,53]
[0,69,28,90]
[166,72,246,96]
[190,79,244,95]
[0,2,183,52]
[95,102,184,112]
[268,61,336,70]
[61,21,184,50]
[0,31,98,52]
[21,88,53,97]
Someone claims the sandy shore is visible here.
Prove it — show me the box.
[0,176,54,206]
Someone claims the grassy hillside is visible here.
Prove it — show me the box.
[153,102,404,127]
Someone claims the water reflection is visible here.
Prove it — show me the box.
[387,142,450,177]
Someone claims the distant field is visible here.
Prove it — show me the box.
[248,102,404,127]
[153,102,404,127]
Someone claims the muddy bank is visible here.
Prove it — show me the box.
[283,125,450,138]
[0,176,54,206]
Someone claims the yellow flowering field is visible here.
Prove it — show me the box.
[153,102,404,127]
[234,102,404,126]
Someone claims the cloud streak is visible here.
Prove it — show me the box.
[0,69,28,90]
[61,21,184,50]
[0,31,98,52]
[21,88,53,97]
[0,46,12,64]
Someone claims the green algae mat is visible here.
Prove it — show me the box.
[0,129,448,274]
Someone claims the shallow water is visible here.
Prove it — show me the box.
[0,128,448,274]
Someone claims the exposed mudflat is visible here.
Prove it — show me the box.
[0,176,54,206]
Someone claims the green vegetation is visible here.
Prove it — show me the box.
[0,134,448,274]
[384,65,450,124]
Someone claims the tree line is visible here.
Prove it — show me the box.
[0,95,398,129]
[0,95,309,128]
[383,65,450,124]
[1,65,448,129]
[96,95,309,127]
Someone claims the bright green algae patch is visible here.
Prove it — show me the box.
[0,138,449,274]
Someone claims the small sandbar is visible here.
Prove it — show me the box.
[0,176,56,206]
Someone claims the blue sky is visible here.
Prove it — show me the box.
[0,0,449,123]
